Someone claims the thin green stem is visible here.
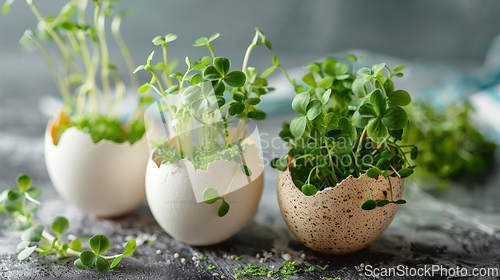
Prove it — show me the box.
[94,1,112,113]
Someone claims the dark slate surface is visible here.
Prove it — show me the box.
[1,107,500,280]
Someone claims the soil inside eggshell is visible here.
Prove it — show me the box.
[277,168,404,255]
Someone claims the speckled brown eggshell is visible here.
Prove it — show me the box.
[277,169,404,255]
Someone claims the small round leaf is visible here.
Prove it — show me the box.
[123,239,137,257]
[51,216,69,236]
[95,256,110,273]
[110,255,123,269]
[89,235,111,256]
[202,188,220,204]
[361,199,377,210]
[301,184,317,196]
[17,174,32,193]
[218,200,230,217]
[366,168,382,178]
[80,250,97,267]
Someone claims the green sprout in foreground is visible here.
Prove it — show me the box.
[272,56,417,210]
[0,174,137,273]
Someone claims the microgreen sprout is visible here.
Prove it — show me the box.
[0,173,137,273]
[273,56,417,210]
[136,29,285,217]
[4,0,152,144]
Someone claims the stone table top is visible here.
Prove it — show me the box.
[1,108,500,280]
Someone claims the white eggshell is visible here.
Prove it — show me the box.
[145,143,264,246]
[44,121,150,218]
[277,169,404,254]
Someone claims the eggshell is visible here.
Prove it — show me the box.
[44,120,150,218]
[145,140,264,246]
[277,169,404,254]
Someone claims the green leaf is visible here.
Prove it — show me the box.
[290,115,307,138]
[357,67,372,76]
[123,239,137,257]
[292,92,310,115]
[193,37,208,47]
[358,103,377,117]
[152,36,166,45]
[228,102,245,116]
[334,62,349,75]
[138,83,151,94]
[110,255,123,269]
[301,74,316,88]
[254,77,268,87]
[26,187,42,199]
[80,250,97,267]
[4,199,21,213]
[376,158,390,170]
[352,78,367,96]
[51,216,69,235]
[60,21,75,30]
[17,241,30,251]
[353,110,371,128]
[377,200,390,207]
[203,66,222,80]
[241,165,252,176]
[361,199,377,210]
[301,184,317,196]
[218,200,230,217]
[69,240,82,251]
[411,146,418,160]
[368,118,388,143]
[17,174,32,193]
[399,168,414,178]
[381,106,408,130]
[96,256,110,273]
[380,150,393,160]
[272,55,279,66]
[133,65,145,73]
[203,188,220,204]
[261,65,276,78]
[74,258,88,269]
[276,158,288,171]
[389,129,403,141]
[7,188,22,200]
[213,57,231,77]
[166,85,179,95]
[395,199,407,204]
[395,72,404,78]
[147,51,155,65]
[317,77,333,88]
[2,0,14,16]
[321,89,332,105]
[181,86,202,104]
[294,85,306,94]
[18,246,37,261]
[306,100,322,121]
[191,98,208,116]
[190,74,202,85]
[21,225,44,242]
[393,65,406,73]
[165,33,177,43]
[370,89,386,116]
[208,33,220,42]
[89,235,111,256]
[233,91,245,102]
[371,63,386,76]
[389,90,411,106]
[224,70,246,87]
[247,98,261,105]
